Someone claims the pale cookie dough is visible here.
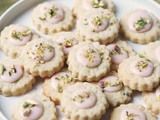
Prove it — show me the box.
[0,58,35,96]
[143,86,160,115]
[106,40,136,70]
[20,38,64,78]
[0,24,40,58]
[120,9,160,44]
[43,69,76,105]
[51,32,81,57]
[110,103,157,120]
[97,70,133,107]
[118,54,160,91]
[67,41,111,82]
[77,8,119,45]
[61,82,109,120]
[73,0,115,18]
[32,2,74,35]
[12,94,57,120]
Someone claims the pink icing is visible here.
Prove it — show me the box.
[155,46,160,62]
[76,46,101,68]
[106,44,128,64]
[9,25,32,46]
[39,3,64,24]
[21,99,44,120]
[130,58,153,77]
[128,12,152,33]
[0,64,23,83]
[155,86,160,99]
[121,108,147,120]
[88,15,108,32]
[72,90,97,109]
[56,37,78,55]
[98,76,122,93]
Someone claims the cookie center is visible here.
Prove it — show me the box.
[0,63,23,83]
[106,44,128,64]
[9,25,32,46]
[72,90,97,109]
[21,99,44,120]
[128,12,153,33]
[76,46,102,68]
[83,0,107,9]
[155,46,160,62]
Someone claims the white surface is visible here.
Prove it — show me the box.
[0,0,160,120]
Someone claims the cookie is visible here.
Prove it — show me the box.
[0,24,40,58]
[43,69,76,105]
[106,40,136,70]
[73,0,115,18]
[96,70,133,107]
[67,41,111,82]
[120,9,160,44]
[12,94,57,120]
[77,8,119,45]
[110,103,157,120]
[32,1,74,35]
[0,58,35,96]
[19,38,64,78]
[61,82,109,120]
[118,54,160,91]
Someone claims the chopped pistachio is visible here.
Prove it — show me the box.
[0,64,5,75]
[23,102,29,108]
[23,109,31,116]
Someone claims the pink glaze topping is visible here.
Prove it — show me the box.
[76,46,101,68]
[130,58,153,77]
[128,12,152,33]
[39,3,64,24]
[72,90,97,109]
[9,25,32,46]
[121,108,147,120]
[155,46,160,62]
[106,44,128,64]
[21,99,44,120]
[0,63,23,83]
[98,76,122,93]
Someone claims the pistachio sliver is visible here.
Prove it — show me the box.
[0,64,5,75]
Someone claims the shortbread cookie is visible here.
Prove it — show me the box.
[143,86,160,115]
[32,2,74,35]
[77,9,119,45]
[110,103,157,120]
[12,94,57,120]
[51,32,81,57]
[61,82,109,120]
[0,58,35,96]
[142,41,160,63]
[43,69,76,105]
[0,24,39,58]
[106,40,136,70]
[97,70,133,107]
[67,41,111,82]
[118,54,160,91]
[73,0,115,18]
[120,9,160,44]
[20,38,64,78]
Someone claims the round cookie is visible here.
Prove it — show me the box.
[120,9,160,44]
[32,1,74,35]
[73,0,115,18]
[97,70,133,107]
[51,32,81,57]
[67,41,111,82]
[0,58,35,96]
[106,40,136,70]
[0,24,40,58]
[19,38,64,78]
[77,8,119,45]
[110,103,157,120]
[12,94,57,120]
[118,54,160,91]
[143,86,160,115]
[61,82,109,120]
[43,69,76,105]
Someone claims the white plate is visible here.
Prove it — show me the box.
[0,0,160,120]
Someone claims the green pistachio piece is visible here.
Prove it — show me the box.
[23,102,29,108]
[0,64,5,75]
